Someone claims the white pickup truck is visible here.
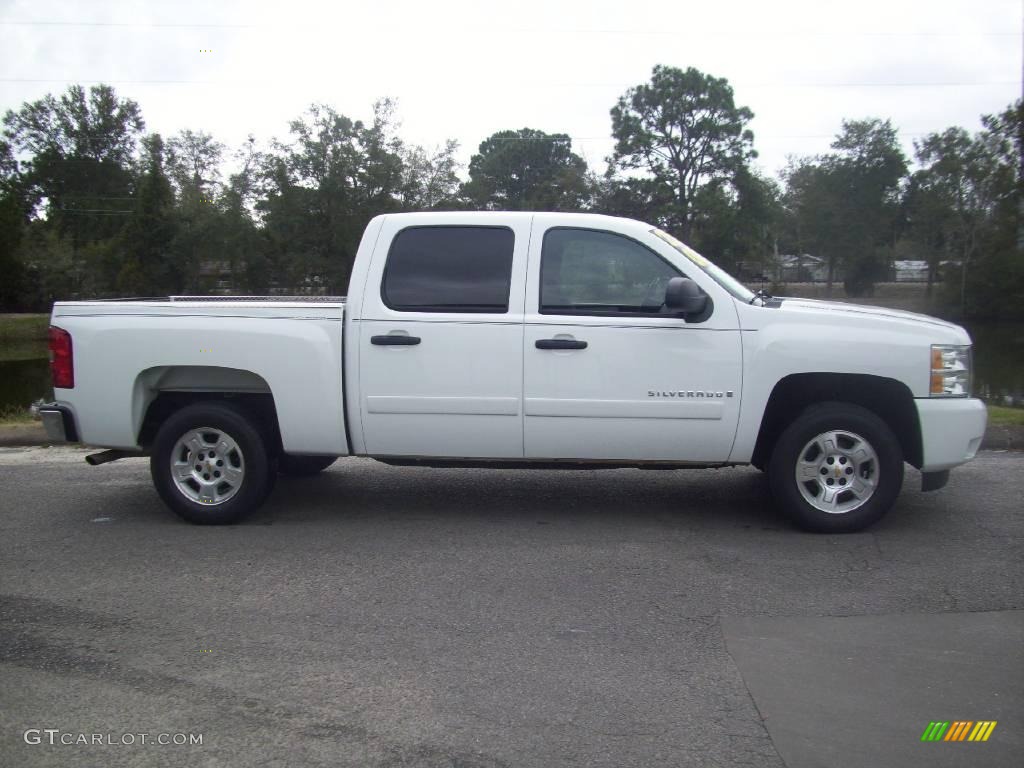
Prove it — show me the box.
[40,212,987,532]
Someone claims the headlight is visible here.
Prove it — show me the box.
[930,344,971,397]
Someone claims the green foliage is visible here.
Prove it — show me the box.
[15,223,79,305]
[166,129,224,195]
[610,65,755,239]
[3,84,144,247]
[988,405,1024,425]
[907,102,1022,318]
[688,168,781,277]
[401,140,462,210]
[464,129,591,211]
[258,101,406,293]
[781,119,907,296]
[0,313,48,342]
[0,187,27,310]
[119,134,179,295]
[0,79,1018,322]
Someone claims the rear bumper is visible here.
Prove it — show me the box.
[38,403,79,443]
[915,397,986,472]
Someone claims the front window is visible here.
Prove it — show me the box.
[540,228,681,315]
[650,229,756,303]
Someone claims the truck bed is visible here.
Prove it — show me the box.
[50,296,349,455]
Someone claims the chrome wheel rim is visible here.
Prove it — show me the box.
[170,427,244,505]
[795,430,878,514]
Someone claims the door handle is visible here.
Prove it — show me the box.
[535,338,587,350]
[371,335,421,346]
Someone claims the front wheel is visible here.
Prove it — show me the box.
[768,402,904,533]
[150,401,274,524]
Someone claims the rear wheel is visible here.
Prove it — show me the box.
[150,401,274,524]
[768,402,903,533]
[278,454,337,477]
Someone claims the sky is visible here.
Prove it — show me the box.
[1,0,1021,181]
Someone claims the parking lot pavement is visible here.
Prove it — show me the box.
[0,448,1021,768]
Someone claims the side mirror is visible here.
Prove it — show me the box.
[665,277,708,316]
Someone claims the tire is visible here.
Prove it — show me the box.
[278,454,337,477]
[150,401,274,524]
[768,402,904,533]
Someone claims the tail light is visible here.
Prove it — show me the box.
[48,326,74,389]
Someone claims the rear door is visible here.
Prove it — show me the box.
[357,214,530,458]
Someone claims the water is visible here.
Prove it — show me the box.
[0,345,52,414]
[1,325,1022,413]
[964,323,1024,407]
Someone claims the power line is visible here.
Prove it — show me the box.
[0,21,259,29]
[57,208,134,214]
[0,20,1018,36]
[0,77,1017,88]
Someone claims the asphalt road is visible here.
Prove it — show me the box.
[0,447,1021,768]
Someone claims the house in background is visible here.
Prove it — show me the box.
[892,260,930,282]
[775,254,832,283]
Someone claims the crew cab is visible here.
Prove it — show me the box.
[39,212,987,532]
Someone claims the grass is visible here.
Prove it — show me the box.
[988,404,1024,426]
[0,405,37,427]
[0,313,50,343]
[0,339,49,362]
[0,313,50,362]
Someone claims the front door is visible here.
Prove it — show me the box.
[358,215,530,458]
[523,223,742,462]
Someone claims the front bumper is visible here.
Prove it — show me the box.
[915,397,986,472]
[38,404,79,443]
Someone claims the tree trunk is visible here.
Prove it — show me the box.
[678,198,692,241]
[960,225,978,318]
[960,259,968,318]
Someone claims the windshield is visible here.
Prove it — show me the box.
[650,229,756,303]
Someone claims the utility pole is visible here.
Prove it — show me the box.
[1019,0,1023,250]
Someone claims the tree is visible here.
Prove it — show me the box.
[901,171,949,296]
[222,135,269,293]
[463,128,591,211]
[919,101,1023,319]
[258,101,405,292]
[781,157,842,288]
[782,119,907,296]
[167,130,225,197]
[976,101,1024,318]
[165,130,232,293]
[3,84,144,247]
[830,119,908,296]
[119,134,178,295]
[610,65,755,240]
[913,125,1003,314]
[689,167,781,277]
[0,139,27,310]
[400,140,461,210]
[593,174,674,223]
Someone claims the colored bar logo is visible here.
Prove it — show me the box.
[921,721,997,742]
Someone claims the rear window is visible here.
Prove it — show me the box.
[382,226,514,313]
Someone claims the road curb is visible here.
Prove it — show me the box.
[979,424,1024,451]
[0,424,50,447]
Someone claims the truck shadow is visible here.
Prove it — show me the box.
[259,459,790,531]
